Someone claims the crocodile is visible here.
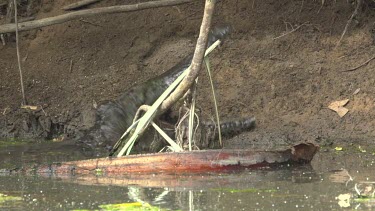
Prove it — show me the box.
[77,26,255,154]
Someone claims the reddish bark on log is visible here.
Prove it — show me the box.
[12,143,318,175]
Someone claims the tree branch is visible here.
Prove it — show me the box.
[0,0,193,34]
[159,0,216,113]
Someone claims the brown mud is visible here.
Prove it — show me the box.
[1,0,375,150]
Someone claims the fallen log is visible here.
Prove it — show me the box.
[4,142,318,175]
[0,0,193,34]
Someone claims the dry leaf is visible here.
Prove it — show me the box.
[328,99,349,117]
[328,99,349,108]
[336,107,349,117]
[21,105,39,110]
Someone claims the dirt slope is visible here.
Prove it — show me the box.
[1,0,375,149]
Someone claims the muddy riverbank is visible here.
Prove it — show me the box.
[1,0,375,149]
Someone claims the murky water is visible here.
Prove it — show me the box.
[0,141,374,210]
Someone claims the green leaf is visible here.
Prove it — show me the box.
[335,147,343,151]
[98,202,170,211]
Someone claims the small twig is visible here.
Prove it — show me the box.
[22,52,28,62]
[14,0,26,105]
[273,22,308,40]
[342,55,375,72]
[151,121,183,152]
[110,119,140,156]
[79,18,102,27]
[2,0,14,45]
[188,79,198,151]
[299,0,304,13]
[5,0,14,24]
[342,169,354,186]
[175,107,190,146]
[2,107,9,115]
[354,183,361,195]
[317,0,325,14]
[204,57,222,147]
[173,6,181,13]
[62,0,102,11]
[69,59,73,73]
[283,21,293,31]
[335,0,362,49]
[0,34,5,45]
[182,89,192,103]
[40,105,47,116]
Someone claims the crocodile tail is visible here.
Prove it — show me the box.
[184,117,255,149]
[203,117,256,139]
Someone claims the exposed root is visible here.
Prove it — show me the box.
[273,22,309,40]
[175,106,201,150]
[342,55,375,72]
[335,0,363,49]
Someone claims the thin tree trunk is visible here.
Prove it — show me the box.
[14,0,27,105]
[159,0,216,113]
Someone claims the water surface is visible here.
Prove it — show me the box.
[0,141,374,210]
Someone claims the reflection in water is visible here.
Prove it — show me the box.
[0,141,374,210]
[0,166,320,210]
[0,140,102,170]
